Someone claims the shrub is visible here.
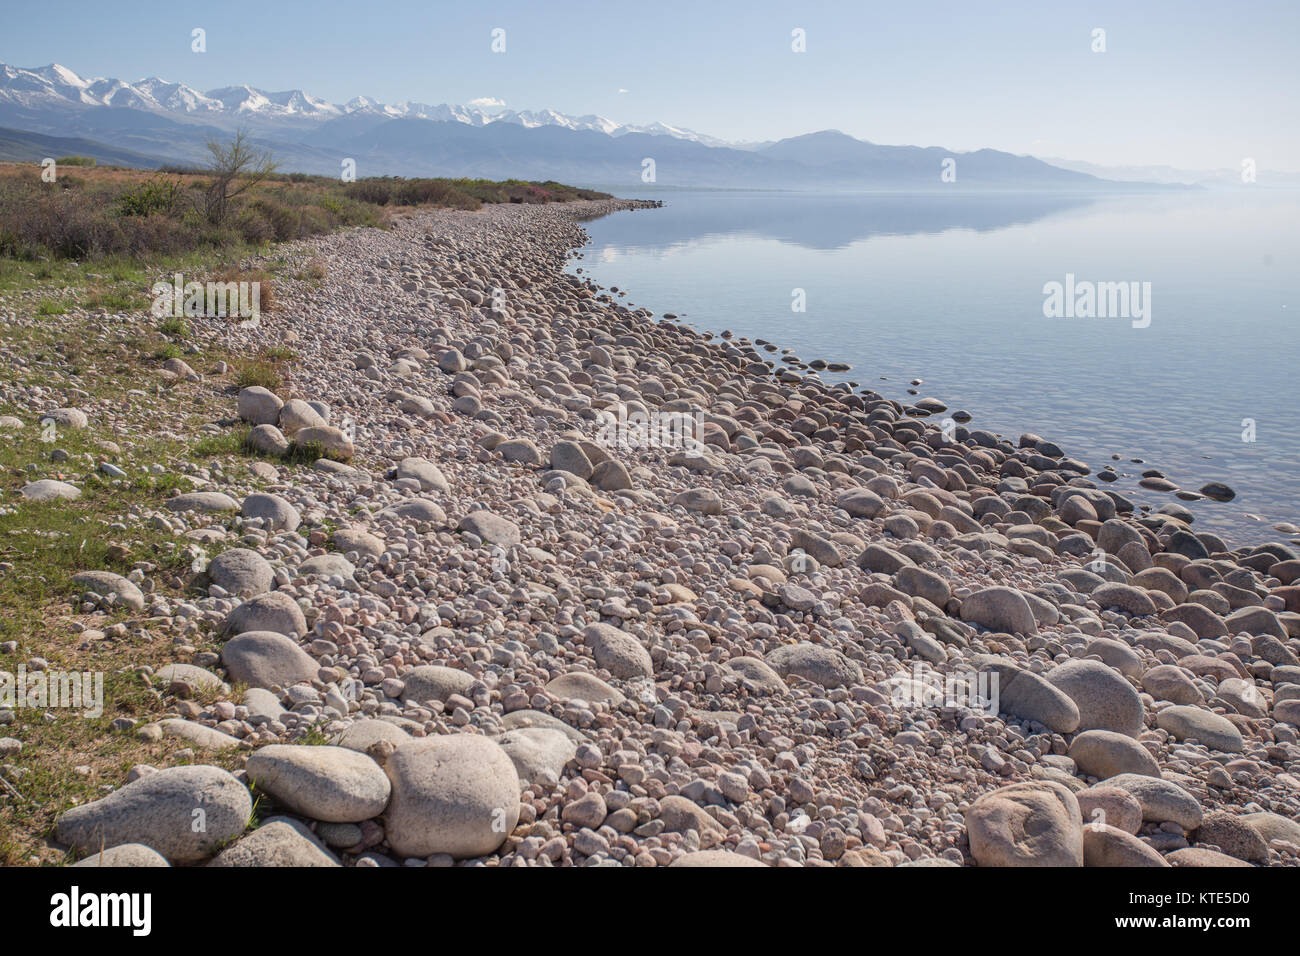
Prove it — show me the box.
[117,177,184,217]
[234,206,275,244]
[159,316,190,338]
[236,359,282,391]
[0,166,608,265]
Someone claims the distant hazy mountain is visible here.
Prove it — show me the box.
[1040,156,1300,188]
[0,125,172,167]
[0,60,1175,190]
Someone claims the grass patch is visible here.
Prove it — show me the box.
[158,316,190,339]
[234,359,282,392]
[0,325,262,864]
[82,285,149,313]
[294,257,327,284]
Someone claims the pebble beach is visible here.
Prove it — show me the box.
[8,197,1300,868]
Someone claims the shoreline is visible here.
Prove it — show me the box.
[8,197,1298,867]
[572,197,1300,548]
[568,200,1281,557]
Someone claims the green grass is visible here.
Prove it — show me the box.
[82,287,149,313]
[0,169,378,863]
[158,316,190,339]
[0,341,269,864]
[234,358,284,392]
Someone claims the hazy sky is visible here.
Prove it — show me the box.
[5,0,1298,170]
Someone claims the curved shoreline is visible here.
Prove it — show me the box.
[569,200,1279,556]
[16,196,1297,868]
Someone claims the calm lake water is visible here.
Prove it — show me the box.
[571,189,1299,546]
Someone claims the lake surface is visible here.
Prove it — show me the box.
[571,189,1299,546]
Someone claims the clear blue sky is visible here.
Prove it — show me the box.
[4,0,1298,170]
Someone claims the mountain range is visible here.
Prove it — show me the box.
[0,60,1183,190]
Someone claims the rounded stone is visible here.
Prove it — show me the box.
[723,656,788,695]
[965,781,1084,867]
[495,727,578,785]
[221,630,317,689]
[293,426,354,461]
[1102,774,1203,829]
[247,424,289,456]
[670,851,768,867]
[395,457,449,493]
[278,399,326,436]
[583,622,653,679]
[1075,786,1144,835]
[166,491,239,513]
[238,386,284,426]
[383,735,521,859]
[544,671,626,705]
[1046,659,1145,737]
[21,479,81,501]
[458,510,521,547]
[245,744,390,822]
[70,571,145,611]
[207,821,338,867]
[1140,665,1203,705]
[207,548,274,598]
[1154,705,1243,752]
[298,553,355,579]
[55,765,251,863]
[333,528,385,559]
[1068,729,1161,779]
[70,843,171,867]
[241,493,300,533]
[400,665,476,705]
[549,441,594,480]
[1083,826,1169,867]
[225,592,307,637]
[332,718,412,752]
[765,643,862,689]
[960,586,1039,636]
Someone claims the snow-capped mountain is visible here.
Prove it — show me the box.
[0,59,1161,190]
[0,60,722,143]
